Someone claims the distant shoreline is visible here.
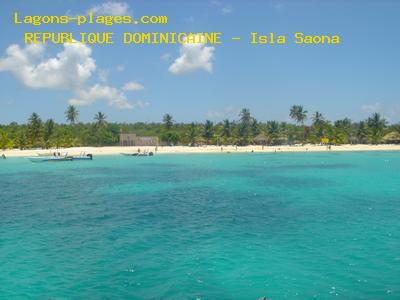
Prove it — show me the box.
[2,144,400,158]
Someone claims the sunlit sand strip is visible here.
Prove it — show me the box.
[2,144,400,158]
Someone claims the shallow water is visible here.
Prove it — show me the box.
[1,152,400,298]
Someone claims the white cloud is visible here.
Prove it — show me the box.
[361,102,383,114]
[65,9,78,18]
[116,64,125,71]
[0,42,139,110]
[161,53,171,61]
[169,35,215,75]
[123,81,144,91]
[206,106,239,120]
[88,1,131,16]
[98,69,109,83]
[69,84,133,109]
[221,6,233,15]
[0,42,95,90]
[131,100,150,109]
[211,0,233,15]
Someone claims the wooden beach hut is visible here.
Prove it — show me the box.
[119,133,159,146]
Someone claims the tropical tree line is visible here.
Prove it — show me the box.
[1,105,400,150]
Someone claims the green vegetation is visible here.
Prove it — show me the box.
[65,105,79,125]
[0,105,399,150]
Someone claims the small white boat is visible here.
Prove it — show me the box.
[121,153,139,156]
[121,151,154,157]
[28,153,93,162]
[28,156,73,163]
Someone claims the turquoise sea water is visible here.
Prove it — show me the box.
[1,152,400,299]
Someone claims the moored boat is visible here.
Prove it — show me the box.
[138,152,154,156]
[28,156,73,163]
[68,153,93,160]
[28,153,93,162]
[121,153,139,156]
[121,151,154,157]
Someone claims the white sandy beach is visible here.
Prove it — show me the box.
[2,144,400,157]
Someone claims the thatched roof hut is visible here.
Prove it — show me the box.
[383,131,400,144]
[254,133,268,145]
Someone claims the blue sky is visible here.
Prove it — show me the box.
[0,0,399,124]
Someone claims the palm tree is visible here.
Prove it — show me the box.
[334,118,351,129]
[267,121,280,145]
[43,119,55,148]
[16,130,28,150]
[203,120,214,144]
[163,113,174,131]
[289,105,308,125]
[27,112,42,146]
[94,112,107,127]
[251,119,260,137]
[357,121,368,144]
[65,105,79,124]
[187,123,197,146]
[312,112,326,139]
[239,108,252,127]
[238,108,253,144]
[312,111,324,126]
[367,113,386,144]
[222,119,232,137]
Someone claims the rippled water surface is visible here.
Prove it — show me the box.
[1,152,400,298]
